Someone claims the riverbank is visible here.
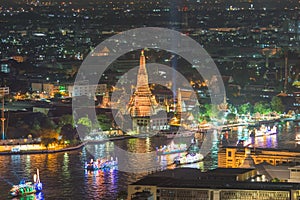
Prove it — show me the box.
[0,135,136,156]
[0,142,86,155]
[84,135,135,143]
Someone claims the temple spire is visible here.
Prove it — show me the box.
[127,50,157,118]
[126,50,159,133]
[137,49,148,89]
[176,88,182,114]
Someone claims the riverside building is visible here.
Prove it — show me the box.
[128,168,300,200]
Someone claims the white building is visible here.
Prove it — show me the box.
[68,84,107,98]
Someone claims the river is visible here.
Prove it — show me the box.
[0,121,298,200]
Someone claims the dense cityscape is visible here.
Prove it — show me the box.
[0,0,300,199]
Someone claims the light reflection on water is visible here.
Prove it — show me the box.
[0,122,297,199]
[11,192,44,200]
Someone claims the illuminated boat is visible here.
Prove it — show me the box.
[173,138,203,165]
[249,125,277,137]
[85,157,118,171]
[10,169,43,197]
[173,152,204,165]
[156,143,187,155]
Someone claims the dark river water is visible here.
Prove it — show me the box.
[0,121,298,200]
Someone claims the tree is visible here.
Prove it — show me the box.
[61,124,78,142]
[254,101,271,114]
[238,103,252,115]
[58,114,74,128]
[76,115,92,138]
[41,137,54,149]
[77,116,92,129]
[271,177,280,182]
[198,104,217,122]
[97,114,112,131]
[40,129,59,148]
[203,104,219,120]
[228,104,237,114]
[271,96,285,113]
[226,113,236,123]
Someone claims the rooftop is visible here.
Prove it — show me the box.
[130,168,300,191]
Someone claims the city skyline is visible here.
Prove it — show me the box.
[0,0,299,199]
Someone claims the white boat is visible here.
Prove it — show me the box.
[249,125,277,137]
[173,153,204,165]
[173,138,203,165]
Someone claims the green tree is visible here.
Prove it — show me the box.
[97,114,112,131]
[238,103,252,115]
[77,115,92,135]
[271,96,285,113]
[58,114,74,128]
[204,104,219,119]
[254,101,271,114]
[199,104,217,122]
[271,177,280,182]
[77,116,92,128]
[199,105,210,122]
[228,104,237,114]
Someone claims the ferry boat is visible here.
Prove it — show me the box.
[173,152,204,166]
[156,143,187,155]
[249,125,277,137]
[85,157,118,171]
[10,169,43,197]
[173,138,203,165]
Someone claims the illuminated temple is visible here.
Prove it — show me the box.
[127,50,158,132]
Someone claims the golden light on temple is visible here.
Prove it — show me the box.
[127,50,158,133]
[127,50,158,117]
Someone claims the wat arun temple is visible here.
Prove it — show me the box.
[127,50,159,133]
[103,49,202,134]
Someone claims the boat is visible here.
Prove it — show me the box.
[85,157,118,171]
[249,125,277,137]
[156,143,187,155]
[173,152,204,166]
[10,169,43,197]
[173,138,203,165]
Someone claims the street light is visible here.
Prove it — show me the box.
[0,87,9,140]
